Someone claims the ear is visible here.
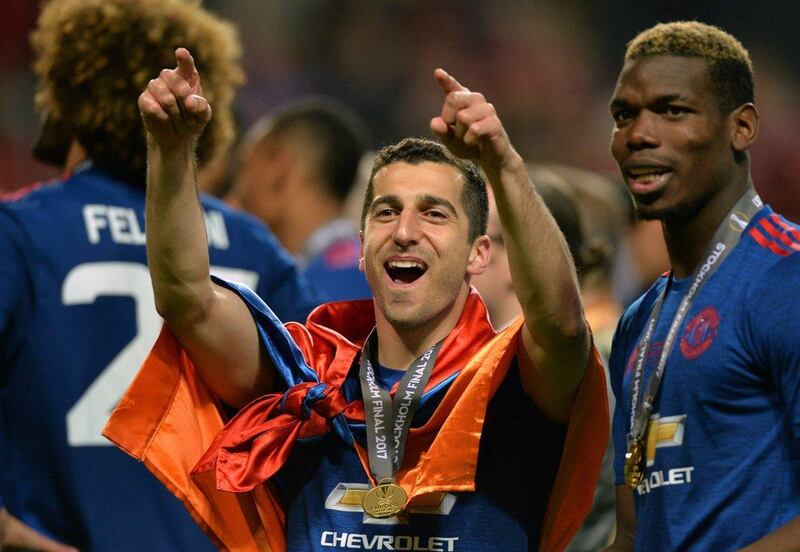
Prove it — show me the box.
[466,234,491,276]
[730,103,759,153]
[263,146,292,194]
[358,230,365,272]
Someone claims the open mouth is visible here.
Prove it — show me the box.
[624,165,673,196]
[384,259,427,285]
[626,166,672,183]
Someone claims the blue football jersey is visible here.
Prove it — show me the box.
[226,284,566,552]
[277,362,565,552]
[610,207,800,551]
[0,165,321,550]
[302,219,371,302]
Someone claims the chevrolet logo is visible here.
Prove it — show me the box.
[646,414,686,466]
[325,484,456,525]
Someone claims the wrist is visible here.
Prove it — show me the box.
[484,149,526,187]
[146,134,197,163]
[498,150,526,174]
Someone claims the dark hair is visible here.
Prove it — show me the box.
[360,138,488,243]
[531,174,586,277]
[625,21,754,114]
[266,97,370,202]
[532,164,633,284]
[32,0,243,182]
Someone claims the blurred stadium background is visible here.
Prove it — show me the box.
[2,0,798,219]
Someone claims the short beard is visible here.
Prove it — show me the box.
[635,200,691,223]
[383,308,427,330]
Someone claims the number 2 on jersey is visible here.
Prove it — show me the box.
[63,261,258,446]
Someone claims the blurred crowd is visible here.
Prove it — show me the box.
[3,1,799,220]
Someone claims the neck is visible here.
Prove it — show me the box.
[662,175,751,279]
[64,140,87,173]
[279,186,342,256]
[488,294,522,331]
[374,286,470,370]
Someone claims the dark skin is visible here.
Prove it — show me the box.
[610,55,756,277]
[606,55,800,552]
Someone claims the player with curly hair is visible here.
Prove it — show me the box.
[30,0,242,180]
[0,1,320,550]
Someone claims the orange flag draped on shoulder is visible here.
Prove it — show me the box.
[104,284,608,552]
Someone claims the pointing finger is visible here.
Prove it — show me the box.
[175,47,197,87]
[434,68,469,95]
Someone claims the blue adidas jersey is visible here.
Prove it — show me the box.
[303,230,371,302]
[225,284,566,552]
[0,165,321,550]
[610,207,800,551]
[277,362,565,552]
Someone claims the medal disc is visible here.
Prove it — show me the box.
[362,481,407,518]
[624,440,644,489]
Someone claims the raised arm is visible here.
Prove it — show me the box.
[430,69,589,421]
[140,48,271,408]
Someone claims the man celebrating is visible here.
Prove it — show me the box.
[106,49,608,550]
[606,22,800,551]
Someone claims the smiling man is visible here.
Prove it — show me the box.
[605,22,800,551]
[104,50,608,551]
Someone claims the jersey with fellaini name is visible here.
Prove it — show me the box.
[0,165,320,551]
[274,356,566,552]
[610,207,800,551]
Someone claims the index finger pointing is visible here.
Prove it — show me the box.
[175,48,197,85]
[434,68,469,94]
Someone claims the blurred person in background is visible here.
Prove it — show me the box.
[0,0,320,550]
[539,165,634,358]
[613,219,670,309]
[234,97,372,301]
[473,163,629,344]
[196,107,247,200]
[606,21,800,551]
[542,166,632,552]
[472,168,583,330]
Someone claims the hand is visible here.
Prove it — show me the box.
[429,69,519,173]
[0,508,79,552]
[138,48,211,149]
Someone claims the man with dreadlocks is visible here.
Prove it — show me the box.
[0,1,320,550]
[605,22,800,551]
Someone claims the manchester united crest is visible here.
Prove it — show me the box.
[680,307,720,360]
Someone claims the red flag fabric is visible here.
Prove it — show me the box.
[104,290,608,552]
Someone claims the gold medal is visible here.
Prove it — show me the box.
[362,480,407,518]
[624,439,645,489]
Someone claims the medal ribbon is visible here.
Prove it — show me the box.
[627,187,763,449]
[359,331,442,485]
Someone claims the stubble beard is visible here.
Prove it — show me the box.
[634,191,711,224]
[379,285,458,333]
[635,202,683,222]
[380,294,434,331]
